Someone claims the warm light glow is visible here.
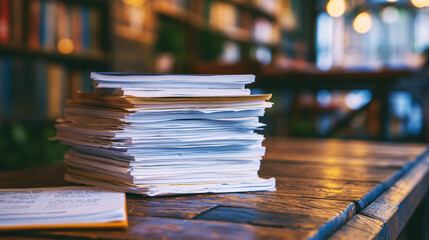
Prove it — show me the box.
[411,0,429,8]
[380,6,399,23]
[326,0,346,18]
[57,38,74,54]
[353,12,372,34]
[386,0,397,2]
[122,0,145,7]
[322,168,343,179]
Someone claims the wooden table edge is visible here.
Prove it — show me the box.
[327,150,429,240]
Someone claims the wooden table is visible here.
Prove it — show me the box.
[0,137,428,239]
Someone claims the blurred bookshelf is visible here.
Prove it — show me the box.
[146,0,285,70]
[0,0,110,170]
[108,0,297,76]
[0,0,109,122]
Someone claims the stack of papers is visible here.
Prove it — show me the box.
[55,73,276,196]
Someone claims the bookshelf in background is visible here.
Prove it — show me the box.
[0,0,110,122]
[108,0,295,72]
[143,0,284,71]
[0,0,110,171]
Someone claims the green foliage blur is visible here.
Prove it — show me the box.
[0,123,66,171]
[155,18,187,61]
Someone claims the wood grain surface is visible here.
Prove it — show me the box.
[0,137,427,240]
[360,154,429,239]
[328,214,385,240]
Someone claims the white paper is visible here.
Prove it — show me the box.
[95,88,251,97]
[64,107,267,121]
[91,72,255,83]
[65,173,276,196]
[0,186,126,226]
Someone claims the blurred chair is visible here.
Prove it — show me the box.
[394,48,429,141]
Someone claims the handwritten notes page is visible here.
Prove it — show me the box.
[0,186,127,230]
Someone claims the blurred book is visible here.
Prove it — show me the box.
[35,61,48,119]
[26,0,101,54]
[0,58,12,118]
[70,70,83,100]
[47,64,67,120]
[41,0,56,50]
[0,0,9,44]
[28,0,40,49]
[113,0,156,44]
[71,5,82,53]
[11,58,28,119]
[0,59,93,120]
[0,186,127,230]
[89,7,101,52]
[209,2,239,35]
[10,0,23,44]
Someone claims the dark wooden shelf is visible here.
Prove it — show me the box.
[41,0,106,7]
[217,0,278,21]
[205,27,251,43]
[256,67,415,90]
[249,5,278,22]
[153,2,203,28]
[250,39,279,48]
[0,44,108,67]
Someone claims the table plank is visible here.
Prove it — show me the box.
[359,154,429,239]
[128,192,355,220]
[267,177,381,210]
[327,214,385,240]
[264,152,412,168]
[265,137,426,155]
[127,195,218,219]
[265,148,420,161]
[1,216,312,240]
[194,203,352,240]
[259,161,400,182]
[265,137,426,156]
[0,165,69,188]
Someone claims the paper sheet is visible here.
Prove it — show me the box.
[0,186,126,227]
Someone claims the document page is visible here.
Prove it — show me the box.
[0,186,127,228]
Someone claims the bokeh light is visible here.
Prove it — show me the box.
[317,90,332,107]
[411,0,429,8]
[380,6,399,23]
[353,12,372,34]
[345,90,372,110]
[255,46,272,64]
[326,0,346,18]
[57,39,74,55]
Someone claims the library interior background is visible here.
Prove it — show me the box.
[1,0,429,171]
